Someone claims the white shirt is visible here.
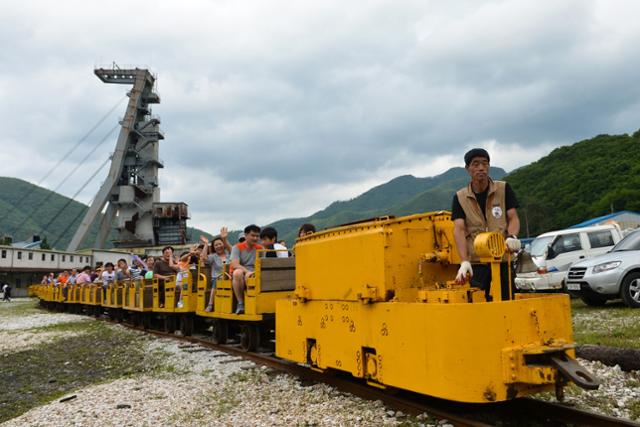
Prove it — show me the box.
[273,243,289,258]
[102,270,115,287]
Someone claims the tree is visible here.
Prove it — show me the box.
[40,236,51,250]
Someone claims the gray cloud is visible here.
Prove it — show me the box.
[1,0,640,231]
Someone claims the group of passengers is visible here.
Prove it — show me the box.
[40,255,157,301]
[39,222,317,313]
[206,223,315,314]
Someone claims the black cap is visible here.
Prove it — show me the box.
[464,148,490,166]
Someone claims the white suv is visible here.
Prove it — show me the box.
[516,224,623,292]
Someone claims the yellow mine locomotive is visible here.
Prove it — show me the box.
[276,211,599,403]
[31,211,598,404]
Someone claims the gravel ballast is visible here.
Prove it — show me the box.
[2,299,639,425]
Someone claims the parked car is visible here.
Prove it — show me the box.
[515,224,623,292]
[566,229,640,307]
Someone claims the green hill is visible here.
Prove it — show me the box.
[504,130,640,236]
[268,130,640,244]
[5,129,639,250]
[0,177,213,250]
[269,167,506,244]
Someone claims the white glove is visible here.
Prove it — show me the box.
[505,237,521,252]
[456,261,473,283]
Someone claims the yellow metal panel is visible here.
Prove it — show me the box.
[295,213,461,302]
[198,267,294,321]
[122,281,153,312]
[152,270,200,314]
[276,294,574,403]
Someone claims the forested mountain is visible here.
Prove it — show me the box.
[3,130,639,249]
[505,131,640,236]
[269,130,640,243]
[0,177,212,250]
[269,167,507,244]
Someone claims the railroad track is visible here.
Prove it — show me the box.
[43,305,640,427]
[122,323,640,427]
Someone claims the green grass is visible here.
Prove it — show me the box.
[0,319,167,423]
[0,298,42,317]
[571,299,640,349]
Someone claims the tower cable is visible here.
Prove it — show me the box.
[45,156,111,248]
[4,96,125,223]
[12,124,119,235]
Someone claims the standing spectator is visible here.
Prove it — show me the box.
[2,283,11,302]
[230,225,263,314]
[200,227,232,312]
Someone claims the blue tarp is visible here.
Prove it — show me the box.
[569,211,640,228]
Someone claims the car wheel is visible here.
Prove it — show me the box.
[620,272,640,308]
[580,294,608,307]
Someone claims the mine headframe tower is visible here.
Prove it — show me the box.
[67,66,188,251]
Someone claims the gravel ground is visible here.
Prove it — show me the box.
[2,314,427,427]
[2,300,638,425]
[0,312,89,332]
[0,329,85,354]
[552,358,640,421]
[4,336,420,427]
[0,300,90,353]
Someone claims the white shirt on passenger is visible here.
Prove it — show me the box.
[102,270,115,287]
[273,243,289,258]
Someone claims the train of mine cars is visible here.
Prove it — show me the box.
[31,211,600,403]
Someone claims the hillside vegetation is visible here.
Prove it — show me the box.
[3,130,639,249]
[269,130,640,243]
[0,177,212,250]
[269,167,506,244]
[505,131,640,236]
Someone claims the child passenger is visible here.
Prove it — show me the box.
[260,227,289,258]
[101,262,115,298]
[175,245,201,308]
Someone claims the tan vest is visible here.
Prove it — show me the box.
[456,180,508,262]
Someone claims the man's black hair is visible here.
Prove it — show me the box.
[162,246,175,254]
[260,226,278,241]
[83,265,91,271]
[117,258,127,264]
[244,224,261,234]
[464,148,490,166]
[105,262,114,268]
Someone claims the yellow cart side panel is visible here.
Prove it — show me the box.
[122,281,154,312]
[295,213,460,303]
[276,294,574,403]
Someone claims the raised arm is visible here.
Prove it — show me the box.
[200,236,209,259]
[220,227,232,253]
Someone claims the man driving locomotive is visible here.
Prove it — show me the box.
[451,148,521,300]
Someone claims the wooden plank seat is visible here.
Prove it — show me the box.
[259,257,295,292]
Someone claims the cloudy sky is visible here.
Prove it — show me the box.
[1,0,640,232]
